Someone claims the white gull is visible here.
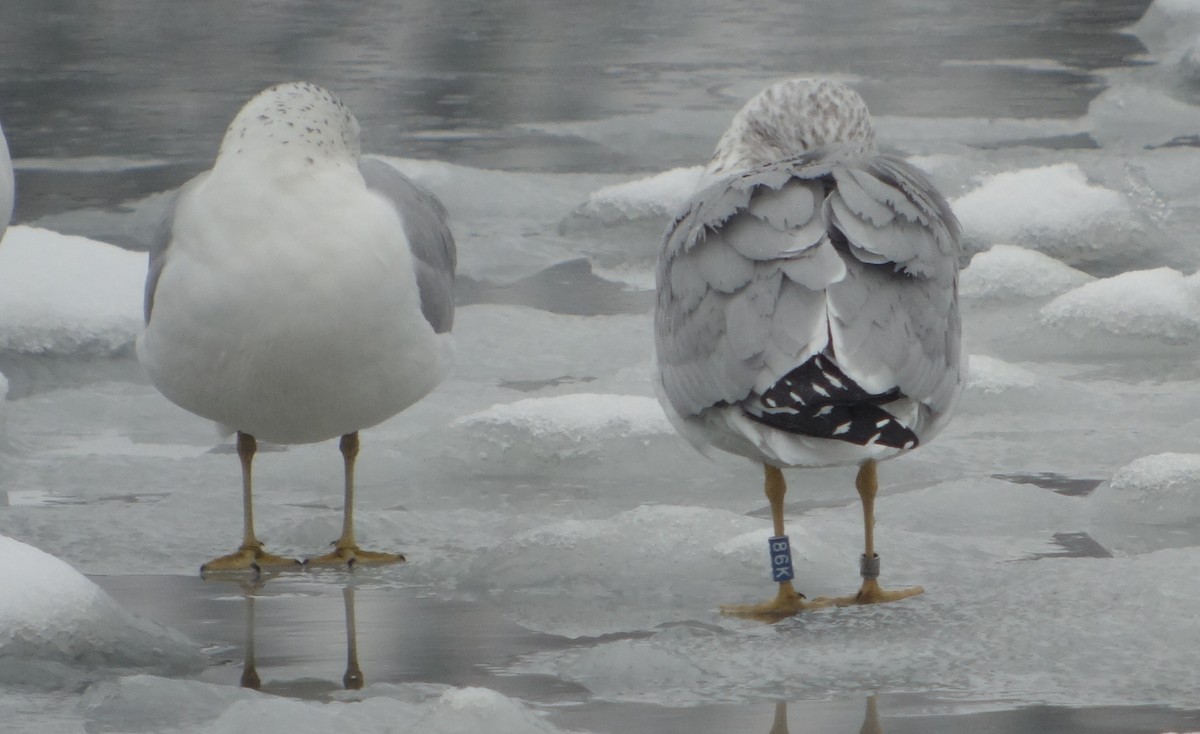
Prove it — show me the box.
[138,82,456,574]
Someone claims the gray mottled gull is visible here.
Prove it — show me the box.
[654,78,963,620]
[138,82,456,574]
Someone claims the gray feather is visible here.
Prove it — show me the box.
[359,157,457,334]
[656,147,962,434]
[144,174,205,324]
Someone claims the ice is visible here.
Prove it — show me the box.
[451,394,672,472]
[372,156,626,285]
[1039,268,1200,347]
[502,479,1200,707]
[1090,454,1200,552]
[949,163,1174,273]
[0,226,144,357]
[959,244,1094,301]
[463,504,773,637]
[508,547,1200,708]
[78,677,573,734]
[558,166,704,273]
[566,167,703,227]
[0,535,204,689]
[1130,0,1200,56]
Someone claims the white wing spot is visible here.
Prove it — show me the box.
[875,418,890,428]
[824,373,844,389]
[816,405,833,417]
[812,384,830,398]
[833,422,851,435]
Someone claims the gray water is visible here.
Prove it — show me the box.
[1,0,1150,221]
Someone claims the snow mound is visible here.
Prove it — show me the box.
[457,394,671,440]
[960,245,1094,301]
[565,166,703,228]
[965,355,1041,394]
[1092,453,1200,527]
[0,226,144,356]
[1039,268,1200,345]
[449,394,674,473]
[951,164,1157,272]
[0,535,204,687]
[559,166,704,271]
[1130,0,1200,55]
[81,678,570,734]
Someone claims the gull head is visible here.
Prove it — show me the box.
[217,82,362,166]
[707,78,875,177]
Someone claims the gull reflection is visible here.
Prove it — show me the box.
[215,576,366,693]
[768,696,881,734]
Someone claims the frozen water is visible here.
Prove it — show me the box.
[0,535,204,690]
[78,676,572,734]
[1090,453,1200,553]
[4,0,1200,732]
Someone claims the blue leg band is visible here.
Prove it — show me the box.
[768,535,794,582]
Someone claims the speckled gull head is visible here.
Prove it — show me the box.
[706,78,876,177]
[217,81,362,166]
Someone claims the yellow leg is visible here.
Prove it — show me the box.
[722,464,835,621]
[768,701,789,734]
[860,695,882,734]
[842,459,922,605]
[305,432,405,568]
[201,432,301,576]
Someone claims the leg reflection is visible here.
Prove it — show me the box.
[342,584,364,690]
[211,576,367,693]
[765,697,882,734]
[237,578,265,690]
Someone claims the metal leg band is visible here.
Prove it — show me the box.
[860,553,880,579]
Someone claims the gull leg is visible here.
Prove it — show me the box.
[201,432,301,575]
[860,695,882,734]
[722,464,834,621]
[305,432,405,568]
[768,701,789,734]
[840,459,922,605]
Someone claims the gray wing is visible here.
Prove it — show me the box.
[144,173,207,324]
[655,150,962,424]
[359,157,457,334]
[824,155,962,416]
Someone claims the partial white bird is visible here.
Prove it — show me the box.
[655,78,963,620]
[1,118,13,240]
[138,82,456,574]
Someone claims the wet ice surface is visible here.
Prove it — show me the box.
[5,0,1200,732]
